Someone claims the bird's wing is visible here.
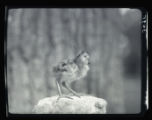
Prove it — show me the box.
[53,61,70,73]
[53,66,68,73]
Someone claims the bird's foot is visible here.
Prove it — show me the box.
[56,95,73,102]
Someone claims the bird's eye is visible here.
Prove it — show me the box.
[84,55,88,58]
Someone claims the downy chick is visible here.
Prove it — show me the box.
[53,51,90,100]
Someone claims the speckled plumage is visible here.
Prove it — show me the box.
[53,51,90,100]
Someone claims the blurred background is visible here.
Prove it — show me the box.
[7,8,141,114]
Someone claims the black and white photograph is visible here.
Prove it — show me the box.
[7,8,142,114]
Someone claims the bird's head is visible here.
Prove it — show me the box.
[75,51,90,65]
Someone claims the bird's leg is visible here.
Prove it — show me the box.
[62,82,81,98]
[56,81,73,101]
[56,80,62,98]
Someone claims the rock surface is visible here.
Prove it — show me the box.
[33,95,107,114]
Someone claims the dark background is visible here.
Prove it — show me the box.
[7,8,141,114]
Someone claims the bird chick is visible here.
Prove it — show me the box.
[53,51,90,101]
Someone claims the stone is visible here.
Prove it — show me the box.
[33,95,107,114]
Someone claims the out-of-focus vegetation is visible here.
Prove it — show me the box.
[7,8,141,113]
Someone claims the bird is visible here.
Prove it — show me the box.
[53,51,90,101]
